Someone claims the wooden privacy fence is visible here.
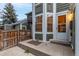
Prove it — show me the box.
[0,30,27,50]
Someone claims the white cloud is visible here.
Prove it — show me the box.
[0,19,2,21]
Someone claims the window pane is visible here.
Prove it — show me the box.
[36,16,42,32]
[46,34,53,41]
[58,15,66,32]
[35,4,43,15]
[56,3,70,12]
[35,34,43,40]
[47,3,53,12]
[47,16,53,32]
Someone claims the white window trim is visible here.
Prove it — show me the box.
[56,11,68,33]
[56,10,68,15]
[35,13,43,17]
[35,32,43,34]
[35,3,41,6]
[47,32,53,34]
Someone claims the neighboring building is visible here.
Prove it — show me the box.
[26,12,32,31]
[32,3,74,44]
[25,12,32,39]
[4,19,27,30]
[0,21,4,30]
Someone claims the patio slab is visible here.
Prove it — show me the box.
[0,46,34,56]
[18,39,74,56]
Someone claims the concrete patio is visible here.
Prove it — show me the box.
[18,39,74,56]
[0,46,34,56]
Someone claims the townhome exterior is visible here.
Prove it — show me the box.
[32,3,75,48]
[0,3,78,56]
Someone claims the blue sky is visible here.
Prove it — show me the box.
[0,3,32,21]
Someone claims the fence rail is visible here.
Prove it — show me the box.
[0,30,27,50]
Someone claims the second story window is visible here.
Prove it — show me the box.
[47,3,53,12]
[56,3,70,12]
[35,3,43,15]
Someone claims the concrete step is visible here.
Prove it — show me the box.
[50,40,71,47]
[18,42,50,56]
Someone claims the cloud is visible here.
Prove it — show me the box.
[0,19,2,21]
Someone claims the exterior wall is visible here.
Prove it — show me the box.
[16,24,27,30]
[32,3,71,42]
[32,4,35,40]
[75,3,79,56]
[15,24,20,30]
[43,4,47,42]
[53,3,57,40]
[4,23,26,30]
[4,25,12,30]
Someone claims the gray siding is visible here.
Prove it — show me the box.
[47,3,53,12]
[56,3,70,12]
[35,4,43,15]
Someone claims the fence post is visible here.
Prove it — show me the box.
[17,30,19,45]
[0,31,3,50]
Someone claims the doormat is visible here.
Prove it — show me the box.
[28,40,41,46]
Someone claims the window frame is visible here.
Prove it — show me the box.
[58,15,66,32]
[47,15,53,32]
[35,15,42,32]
